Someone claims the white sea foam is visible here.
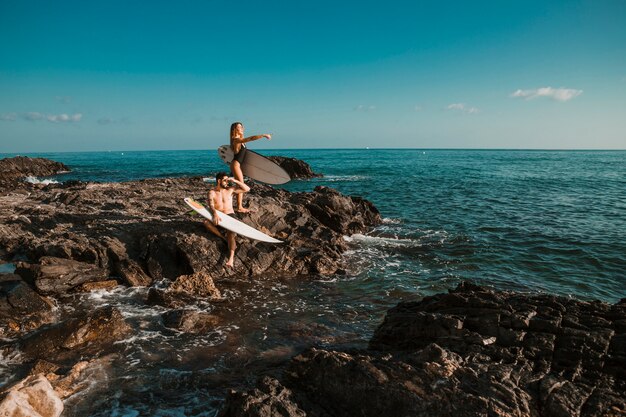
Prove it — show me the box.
[202,177,216,183]
[24,176,59,185]
[114,330,168,346]
[344,233,422,248]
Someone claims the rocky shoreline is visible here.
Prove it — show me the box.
[221,282,626,417]
[0,155,381,415]
[0,156,379,330]
[1,157,624,416]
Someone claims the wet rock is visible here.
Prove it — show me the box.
[267,156,322,179]
[221,283,626,417]
[162,309,220,333]
[25,356,117,405]
[18,306,131,363]
[50,355,116,400]
[15,257,110,295]
[104,236,152,287]
[0,374,63,417]
[220,376,307,417]
[0,276,55,338]
[146,287,200,309]
[28,360,61,378]
[169,271,221,299]
[0,156,69,190]
[291,186,381,235]
[0,273,21,283]
[50,361,91,399]
[75,279,119,292]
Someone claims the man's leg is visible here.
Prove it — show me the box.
[225,231,236,267]
[203,220,226,241]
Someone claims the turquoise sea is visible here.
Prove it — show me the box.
[1,149,625,415]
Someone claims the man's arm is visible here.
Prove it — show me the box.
[230,177,250,193]
[208,190,221,224]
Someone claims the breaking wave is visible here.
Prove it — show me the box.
[24,176,59,185]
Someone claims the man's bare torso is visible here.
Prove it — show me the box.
[209,187,235,215]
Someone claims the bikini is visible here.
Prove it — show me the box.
[233,143,247,164]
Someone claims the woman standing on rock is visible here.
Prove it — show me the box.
[229,122,271,213]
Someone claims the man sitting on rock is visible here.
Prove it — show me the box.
[203,172,250,267]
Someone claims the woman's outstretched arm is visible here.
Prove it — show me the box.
[231,134,271,144]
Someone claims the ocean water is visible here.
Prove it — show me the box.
[2,148,625,415]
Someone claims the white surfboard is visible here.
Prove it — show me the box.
[217,145,291,185]
[184,197,282,244]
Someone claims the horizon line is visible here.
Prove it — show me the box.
[2,147,626,155]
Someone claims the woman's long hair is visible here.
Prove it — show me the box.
[230,122,242,139]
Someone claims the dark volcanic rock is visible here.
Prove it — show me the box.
[221,283,626,417]
[162,309,220,333]
[220,376,307,417]
[0,156,69,181]
[17,306,131,363]
[0,176,381,294]
[103,236,152,287]
[169,271,221,299]
[0,156,69,190]
[146,287,206,309]
[75,279,120,292]
[15,256,111,295]
[0,275,55,338]
[267,156,322,179]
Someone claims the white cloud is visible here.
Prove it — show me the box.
[510,87,582,102]
[354,104,376,111]
[0,112,17,121]
[446,103,479,114]
[11,111,83,123]
[47,113,82,123]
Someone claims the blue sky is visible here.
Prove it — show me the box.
[0,0,624,152]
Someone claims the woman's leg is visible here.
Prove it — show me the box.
[230,161,249,213]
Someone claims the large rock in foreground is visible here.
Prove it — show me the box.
[221,283,626,417]
[0,374,63,417]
